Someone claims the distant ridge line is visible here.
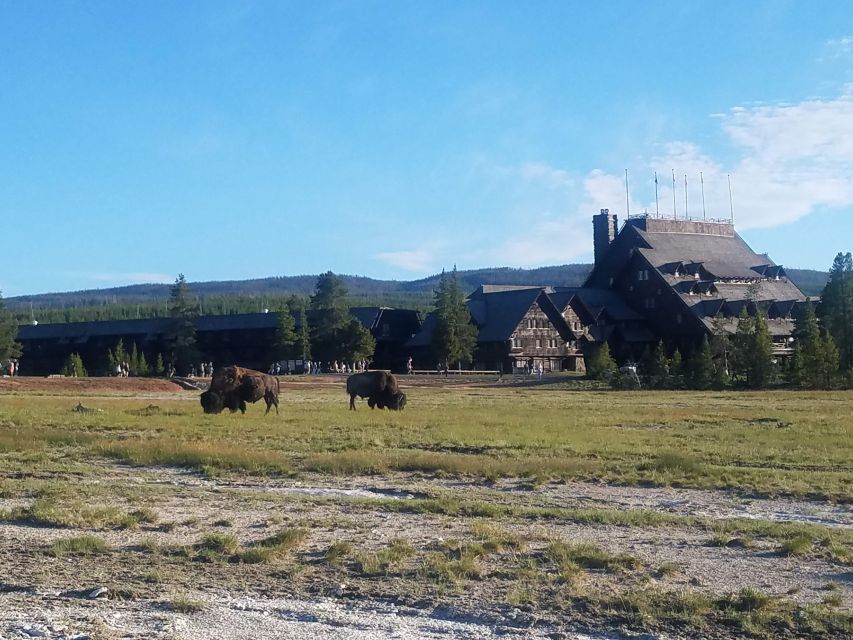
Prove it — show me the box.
[7,264,828,309]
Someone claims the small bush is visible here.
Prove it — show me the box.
[48,535,109,557]
[169,595,205,613]
[325,541,353,565]
[779,535,813,557]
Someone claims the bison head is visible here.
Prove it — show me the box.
[200,390,224,414]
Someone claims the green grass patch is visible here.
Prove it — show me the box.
[354,538,414,575]
[48,535,109,557]
[2,389,852,500]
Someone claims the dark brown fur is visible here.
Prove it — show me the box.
[346,371,401,410]
[208,365,280,415]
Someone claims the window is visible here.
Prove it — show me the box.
[676,313,683,324]
[536,339,542,348]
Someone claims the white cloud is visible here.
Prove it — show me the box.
[472,86,853,267]
[68,272,174,285]
[374,249,435,272]
[822,36,853,61]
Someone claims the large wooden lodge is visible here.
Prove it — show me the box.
[14,211,807,375]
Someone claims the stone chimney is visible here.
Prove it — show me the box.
[593,208,618,268]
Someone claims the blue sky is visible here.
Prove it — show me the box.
[2,1,852,296]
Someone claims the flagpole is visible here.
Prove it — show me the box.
[672,169,676,218]
[654,172,659,217]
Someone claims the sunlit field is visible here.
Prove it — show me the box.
[1,384,851,501]
[0,380,852,638]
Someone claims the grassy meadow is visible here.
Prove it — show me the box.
[0,384,850,501]
[1,381,852,638]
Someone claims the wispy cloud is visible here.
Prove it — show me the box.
[66,272,174,286]
[374,249,435,272]
[483,86,853,267]
[822,36,853,61]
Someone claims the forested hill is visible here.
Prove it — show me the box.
[7,265,592,323]
[7,265,827,325]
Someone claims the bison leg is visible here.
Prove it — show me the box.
[349,393,357,410]
[264,391,279,415]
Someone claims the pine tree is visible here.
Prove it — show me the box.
[670,349,683,378]
[129,343,141,376]
[431,268,478,369]
[586,342,617,380]
[272,303,298,361]
[164,274,199,374]
[0,292,22,363]
[296,303,311,360]
[137,351,150,377]
[689,336,714,390]
[730,309,754,385]
[709,315,731,387]
[154,353,165,377]
[791,301,822,387]
[819,330,840,389]
[339,317,377,362]
[62,353,87,377]
[820,252,853,372]
[748,312,774,388]
[308,272,372,363]
[649,341,669,377]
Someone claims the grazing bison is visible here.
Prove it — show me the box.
[346,371,405,410]
[200,390,223,414]
[201,389,246,414]
[206,365,280,415]
[367,390,407,410]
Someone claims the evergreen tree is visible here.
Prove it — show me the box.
[586,342,617,380]
[791,301,823,387]
[137,350,150,377]
[62,353,87,377]
[164,274,199,374]
[272,303,298,361]
[129,343,141,376]
[296,303,311,360]
[309,272,372,363]
[730,309,754,385]
[670,349,683,379]
[339,317,377,362]
[107,339,129,375]
[819,330,840,389]
[649,341,669,377]
[820,252,853,372]
[154,353,165,377]
[688,336,714,390]
[0,292,22,363]
[431,268,478,369]
[709,315,731,387]
[747,312,774,388]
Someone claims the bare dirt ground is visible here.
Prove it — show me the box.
[0,377,183,395]
[1,462,850,639]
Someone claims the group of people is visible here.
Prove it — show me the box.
[114,361,131,377]
[189,362,215,378]
[300,359,371,375]
[2,359,20,376]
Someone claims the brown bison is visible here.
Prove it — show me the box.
[204,365,280,415]
[367,391,407,410]
[346,371,405,410]
[200,388,245,414]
